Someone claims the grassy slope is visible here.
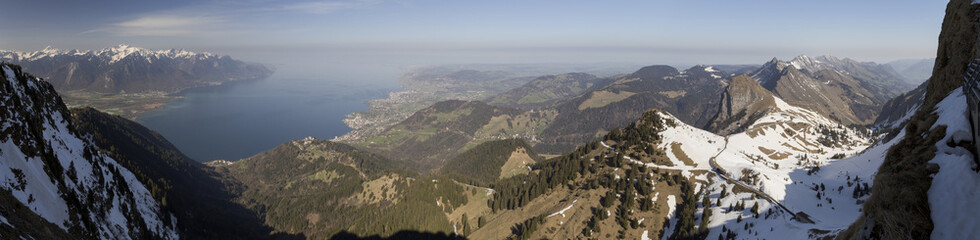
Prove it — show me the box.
[439,139,544,186]
[358,100,538,171]
[222,139,414,239]
[225,108,703,240]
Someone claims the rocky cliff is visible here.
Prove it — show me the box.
[707,75,777,135]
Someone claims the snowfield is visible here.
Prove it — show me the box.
[627,94,899,239]
[926,88,980,239]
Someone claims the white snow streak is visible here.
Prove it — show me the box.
[927,88,980,239]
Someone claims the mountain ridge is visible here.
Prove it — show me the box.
[0,45,273,94]
[749,54,912,125]
[706,75,777,135]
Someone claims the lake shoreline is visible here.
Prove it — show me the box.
[134,74,394,162]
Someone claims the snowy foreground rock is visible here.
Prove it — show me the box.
[927,88,980,239]
[0,64,177,239]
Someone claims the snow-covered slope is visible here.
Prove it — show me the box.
[623,93,890,239]
[0,64,177,239]
[926,88,980,239]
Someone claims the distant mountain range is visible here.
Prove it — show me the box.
[750,54,913,126]
[887,58,935,84]
[0,45,272,94]
[344,54,916,174]
[1,0,974,238]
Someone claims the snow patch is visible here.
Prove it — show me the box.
[661,195,678,240]
[927,88,980,239]
[546,199,577,218]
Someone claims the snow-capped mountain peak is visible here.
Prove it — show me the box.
[0,45,270,94]
[0,45,217,64]
[102,44,143,64]
[788,54,824,71]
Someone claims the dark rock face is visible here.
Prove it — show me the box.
[0,45,272,94]
[841,0,980,239]
[707,75,776,135]
[71,107,285,239]
[874,81,927,129]
[750,55,913,126]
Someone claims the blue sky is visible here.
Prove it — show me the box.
[0,0,949,68]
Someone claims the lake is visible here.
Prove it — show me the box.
[137,74,396,162]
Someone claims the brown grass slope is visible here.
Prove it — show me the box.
[361,100,523,171]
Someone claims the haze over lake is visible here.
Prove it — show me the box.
[137,71,397,162]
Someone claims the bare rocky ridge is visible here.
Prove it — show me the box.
[873,81,927,129]
[751,55,912,126]
[707,75,777,135]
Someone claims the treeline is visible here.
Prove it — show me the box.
[670,180,709,240]
[489,141,600,211]
[312,139,412,178]
[400,100,519,133]
[243,161,366,238]
[371,100,523,170]
[605,110,674,150]
[351,175,467,237]
[440,139,543,186]
[491,110,674,211]
[227,139,420,238]
[510,215,545,240]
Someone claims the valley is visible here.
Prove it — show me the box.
[0,1,974,239]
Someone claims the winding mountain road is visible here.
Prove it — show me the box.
[708,137,815,224]
[600,138,814,223]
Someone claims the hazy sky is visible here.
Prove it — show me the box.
[0,0,948,71]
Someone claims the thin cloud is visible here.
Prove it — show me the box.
[280,0,380,14]
[84,15,226,37]
[82,0,382,37]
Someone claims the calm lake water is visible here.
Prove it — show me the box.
[137,74,396,162]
